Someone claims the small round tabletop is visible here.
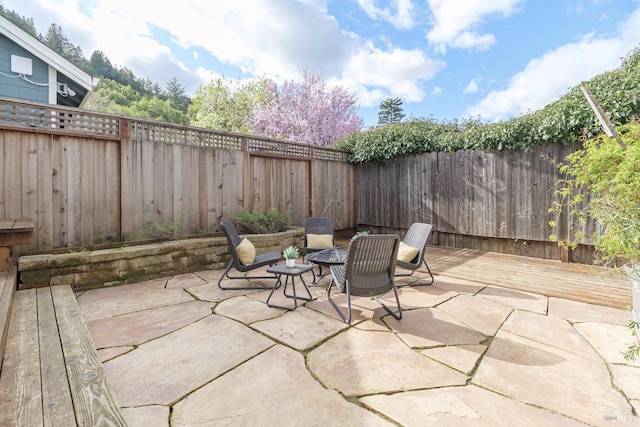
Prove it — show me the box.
[267,263,313,276]
[306,248,347,266]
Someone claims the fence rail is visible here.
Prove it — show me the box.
[1,97,120,137]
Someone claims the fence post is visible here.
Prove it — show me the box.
[120,118,129,139]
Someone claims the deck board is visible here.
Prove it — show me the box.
[51,285,126,426]
[37,287,76,426]
[0,289,43,426]
[425,246,632,309]
[337,238,632,310]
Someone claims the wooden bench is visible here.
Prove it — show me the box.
[0,281,126,426]
[0,219,34,272]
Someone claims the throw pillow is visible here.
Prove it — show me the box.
[236,238,256,265]
[306,233,333,249]
[397,241,420,263]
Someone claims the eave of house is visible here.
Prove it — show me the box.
[0,15,99,92]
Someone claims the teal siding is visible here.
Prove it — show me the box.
[0,35,49,103]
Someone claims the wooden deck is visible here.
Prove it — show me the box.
[426,246,632,310]
[336,238,632,310]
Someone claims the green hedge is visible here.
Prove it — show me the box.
[335,46,640,163]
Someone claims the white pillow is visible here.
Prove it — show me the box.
[306,233,333,249]
[236,238,256,265]
[397,241,420,263]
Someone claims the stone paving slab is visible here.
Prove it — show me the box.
[214,295,283,323]
[477,285,548,314]
[104,315,274,406]
[87,300,213,348]
[97,346,133,363]
[473,329,633,426]
[252,306,347,351]
[361,385,588,426]
[166,273,208,289]
[421,344,487,375]
[431,274,487,294]
[386,307,487,348]
[122,405,169,427]
[610,364,640,411]
[171,345,394,427]
[438,293,513,337]
[76,278,193,321]
[307,323,468,396]
[187,281,261,302]
[501,309,602,360]
[549,297,632,325]
[395,285,459,308]
[574,322,640,367]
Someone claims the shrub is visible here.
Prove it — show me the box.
[143,214,183,239]
[334,45,640,163]
[232,208,290,234]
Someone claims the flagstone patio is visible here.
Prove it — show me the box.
[75,252,640,426]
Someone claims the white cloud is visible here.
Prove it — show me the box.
[464,35,629,121]
[463,79,480,94]
[340,42,446,107]
[461,5,640,122]
[357,0,416,29]
[425,0,523,52]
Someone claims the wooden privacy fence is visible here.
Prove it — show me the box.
[357,143,593,262]
[0,97,593,262]
[0,97,356,252]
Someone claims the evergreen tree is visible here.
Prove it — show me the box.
[166,77,191,113]
[42,23,90,72]
[89,50,117,80]
[378,97,405,125]
[0,6,38,37]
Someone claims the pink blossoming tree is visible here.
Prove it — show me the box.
[249,71,363,146]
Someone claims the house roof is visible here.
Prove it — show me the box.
[0,14,98,92]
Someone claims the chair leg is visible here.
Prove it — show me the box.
[373,285,403,320]
[327,279,352,323]
[217,261,278,290]
[396,257,434,287]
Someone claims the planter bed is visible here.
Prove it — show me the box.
[18,227,304,291]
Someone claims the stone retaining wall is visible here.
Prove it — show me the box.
[18,227,304,291]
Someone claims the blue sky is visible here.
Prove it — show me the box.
[6,0,640,128]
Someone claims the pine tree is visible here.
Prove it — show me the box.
[166,78,190,113]
[377,97,405,125]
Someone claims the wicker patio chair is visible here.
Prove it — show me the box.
[303,217,335,278]
[327,234,402,323]
[395,222,435,287]
[217,220,281,290]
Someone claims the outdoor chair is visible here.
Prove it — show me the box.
[303,217,335,278]
[327,234,402,323]
[395,222,435,287]
[218,220,281,290]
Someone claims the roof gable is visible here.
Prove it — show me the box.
[0,14,98,91]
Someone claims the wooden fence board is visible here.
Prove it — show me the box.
[36,134,53,250]
[22,134,38,247]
